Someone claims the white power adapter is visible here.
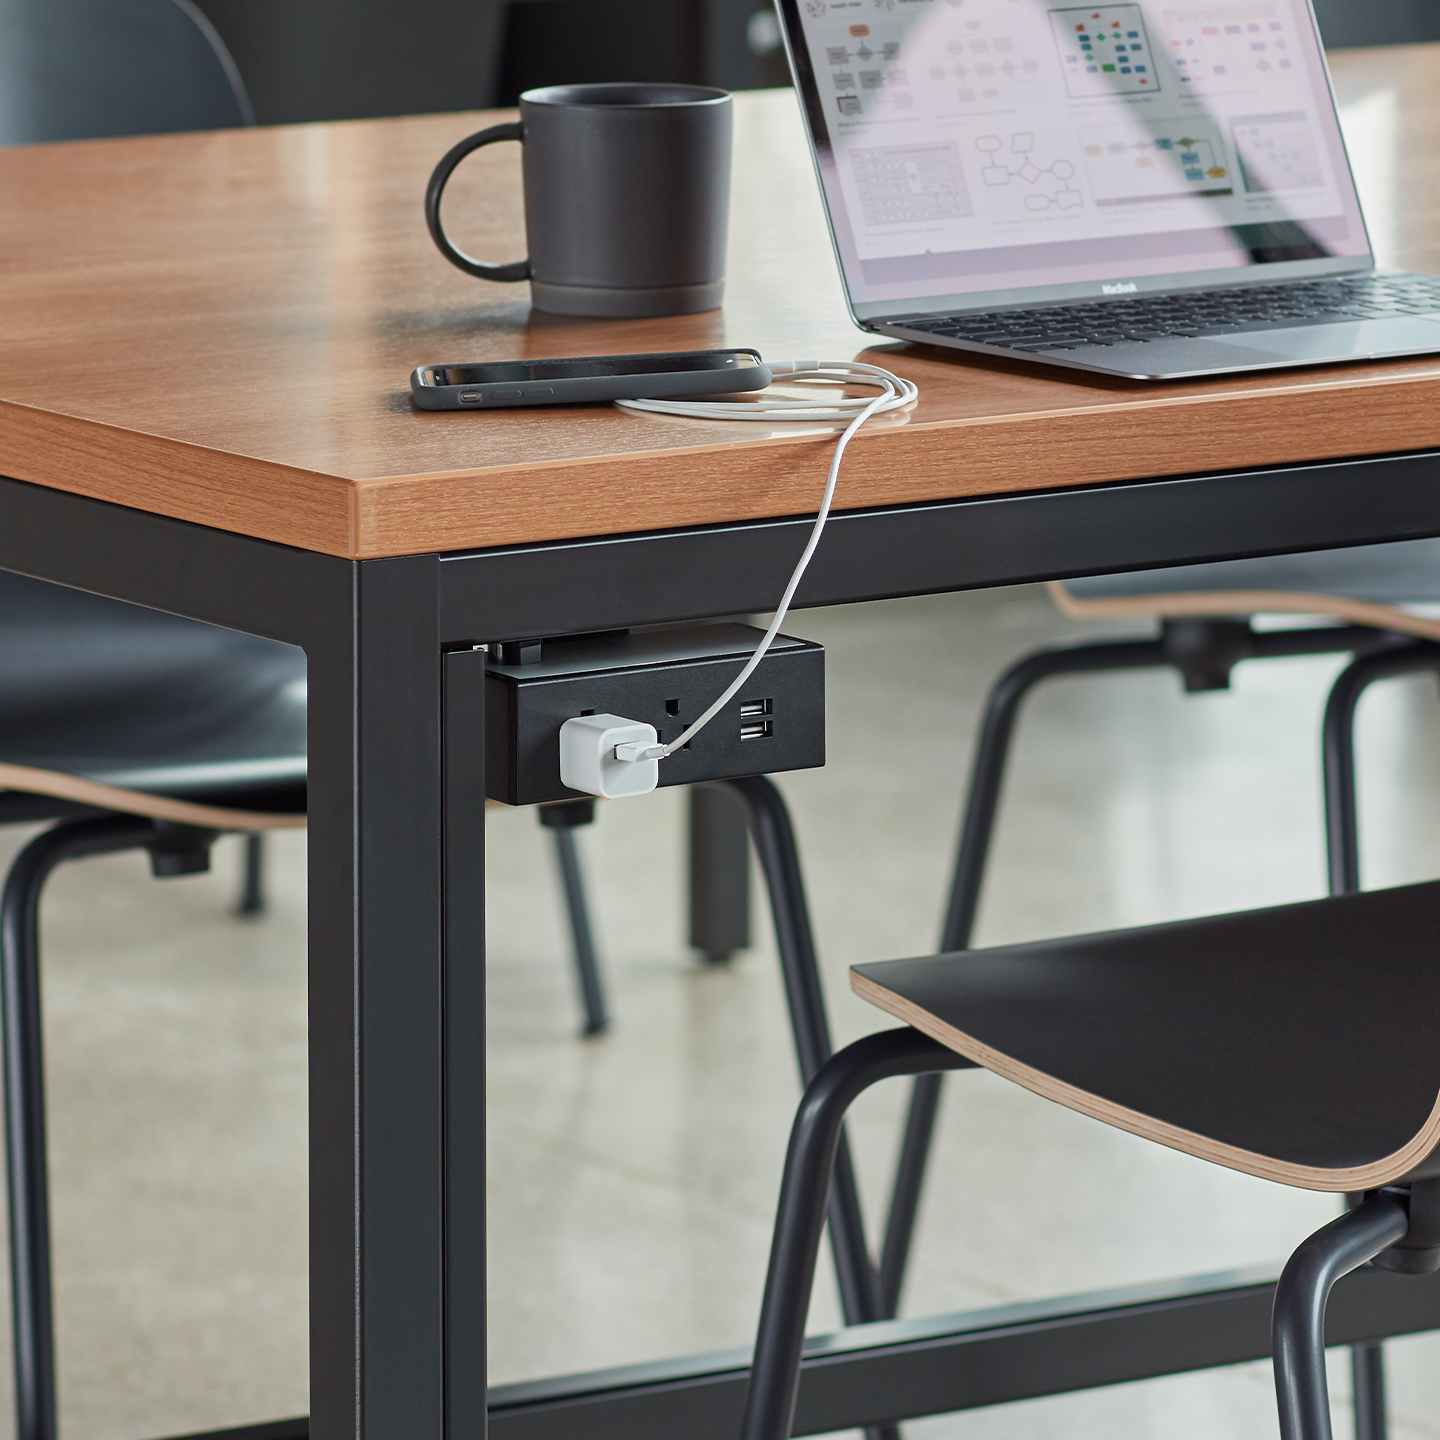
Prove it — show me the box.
[555,359,918,801]
[558,714,663,799]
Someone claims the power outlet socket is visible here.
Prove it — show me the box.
[484,623,825,805]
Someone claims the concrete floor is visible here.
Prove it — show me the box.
[3,582,1439,1440]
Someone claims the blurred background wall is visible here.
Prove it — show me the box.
[1309,0,1440,49]
[187,0,789,125]
[188,0,1440,127]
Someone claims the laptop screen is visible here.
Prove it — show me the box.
[776,0,1371,319]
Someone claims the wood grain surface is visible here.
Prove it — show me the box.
[1,48,1438,560]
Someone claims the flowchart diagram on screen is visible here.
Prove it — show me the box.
[976,134,1083,211]
[1049,4,1157,97]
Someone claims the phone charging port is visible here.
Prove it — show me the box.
[741,719,774,741]
[459,392,482,403]
[740,698,773,718]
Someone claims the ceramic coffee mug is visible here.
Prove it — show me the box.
[425,82,732,318]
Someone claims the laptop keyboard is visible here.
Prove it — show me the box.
[899,274,1440,353]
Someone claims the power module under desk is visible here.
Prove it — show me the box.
[484,623,825,806]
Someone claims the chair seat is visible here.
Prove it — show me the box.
[0,571,305,816]
[852,880,1440,1192]
[1065,537,1440,606]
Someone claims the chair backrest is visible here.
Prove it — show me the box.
[194,0,509,125]
[0,0,253,147]
[1309,0,1440,47]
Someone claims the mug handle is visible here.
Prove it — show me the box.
[424,123,531,282]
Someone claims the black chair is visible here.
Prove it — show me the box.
[0,0,253,144]
[869,541,1440,1440]
[0,572,311,1440]
[741,881,1440,1440]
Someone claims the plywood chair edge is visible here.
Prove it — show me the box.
[1045,578,1440,642]
[0,762,307,832]
[849,966,1440,1193]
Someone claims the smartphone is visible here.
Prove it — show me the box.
[410,348,771,410]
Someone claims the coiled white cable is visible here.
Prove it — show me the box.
[613,360,918,762]
[616,358,918,424]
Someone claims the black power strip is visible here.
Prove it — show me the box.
[484,623,825,805]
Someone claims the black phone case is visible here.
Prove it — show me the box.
[410,349,771,410]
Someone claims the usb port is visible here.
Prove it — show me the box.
[740,720,774,741]
[739,698,773,718]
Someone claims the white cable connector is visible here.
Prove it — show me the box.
[558,359,919,798]
[614,741,667,762]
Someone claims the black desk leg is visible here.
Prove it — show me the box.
[688,785,751,964]
[307,556,485,1440]
[238,833,266,916]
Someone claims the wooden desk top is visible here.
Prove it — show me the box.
[2,46,1439,561]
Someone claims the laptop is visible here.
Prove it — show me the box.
[773,0,1440,380]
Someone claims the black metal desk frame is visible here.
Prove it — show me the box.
[4,446,1440,1440]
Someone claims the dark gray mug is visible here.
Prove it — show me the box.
[425,83,732,318]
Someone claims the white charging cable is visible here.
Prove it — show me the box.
[611,359,918,765]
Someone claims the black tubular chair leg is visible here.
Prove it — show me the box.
[538,801,609,1037]
[548,826,608,1036]
[1322,640,1440,895]
[880,637,1169,1312]
[740,1029,975,1440]
[717,779,884,1315]
[718,777,902,1440]
[1272,1195,1409,1440]
[1318,639,1440,1440]
[688,785,751,964]
[877,1067,942,1315]
[1,814,165,1440]
[1351,1339,1388,1440]
[937,639,1170,954]
[237,831,266,916]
